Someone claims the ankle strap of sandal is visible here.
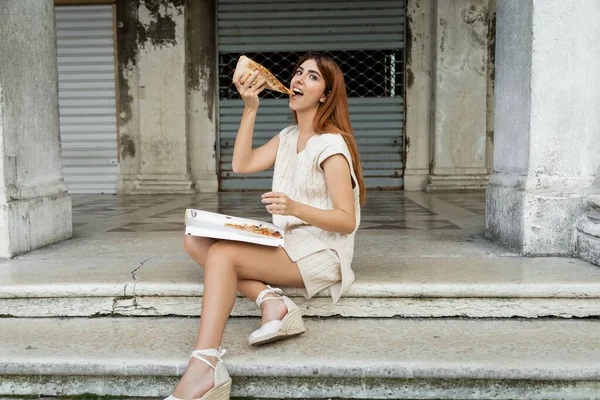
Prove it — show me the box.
[190,347,226,370]
[255,285,283,307]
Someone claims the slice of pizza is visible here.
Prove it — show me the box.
[225,222,283,239]
[234,55,293,96]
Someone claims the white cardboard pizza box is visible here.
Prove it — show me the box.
[184,209,284,247]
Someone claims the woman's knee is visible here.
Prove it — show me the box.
[205,241,237,267]
[184,235,214,266]
[183,235,197,255]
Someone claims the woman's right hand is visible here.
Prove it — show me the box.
[233,70,266,110]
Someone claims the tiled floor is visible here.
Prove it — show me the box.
[71,190,486,234]
[434,191,487,215]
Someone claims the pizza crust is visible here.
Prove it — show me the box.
[234,55,293,96]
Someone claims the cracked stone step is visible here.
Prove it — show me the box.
[2,254,600,318]
[2,230,600,318]
[2,317,600,399]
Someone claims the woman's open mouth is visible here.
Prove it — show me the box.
[291,87,304,100]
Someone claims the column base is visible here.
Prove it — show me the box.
[576,214,600,266]
[486,174,590,256]
[403,169,429,191]
[0,191,72,259]
[575,194,600,266]
[426,174,489,192]
[194,174,219,193]
[118,175,194,195]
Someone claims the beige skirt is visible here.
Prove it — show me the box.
[293,248,342,300]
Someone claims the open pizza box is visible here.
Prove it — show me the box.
[184,209,284,247]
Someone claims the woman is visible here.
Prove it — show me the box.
[166,53,366,400]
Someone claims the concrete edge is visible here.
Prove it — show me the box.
[3,282,600,299]
[2,374,600,399]
[2,360,600,381]
[2,296,600,318]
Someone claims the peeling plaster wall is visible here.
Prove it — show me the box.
[406,0,493,192]
[116,0,217,194]
[113,0,498,194]
[427,0,490,191]
[187,0,218,192]
[404,0,435,191]
[116,0,142,191]
[116,0,202,194]
[136,1,189,180]
[485,0,496,172]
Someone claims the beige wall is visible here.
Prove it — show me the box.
[116,0,217,194]
[114,0,495,194]
[405,0,495,191]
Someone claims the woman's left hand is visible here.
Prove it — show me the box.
[262,192,297,216]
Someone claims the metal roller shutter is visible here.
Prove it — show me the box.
[218,0,404,52]
[55,5,118,194]
[217,0,405,190]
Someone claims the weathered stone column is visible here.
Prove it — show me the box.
[404,0,434,191]
[427,0,491,191]
[0,0,72,258]
[485,0,496,174]
[117,0,194,194]
[187,0,218,192]
[487,0,600,255]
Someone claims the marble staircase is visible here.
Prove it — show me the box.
[2,191,600,399]
[2,228,600,399]
[2,317,600,399]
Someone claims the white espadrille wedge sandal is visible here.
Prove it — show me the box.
[248,285,306,346]
[165,347,231,400]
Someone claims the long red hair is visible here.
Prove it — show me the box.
[292,53,366,206]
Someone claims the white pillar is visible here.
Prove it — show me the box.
[487,0,600,255]
[427,0,491,191]
[0,0,72,258]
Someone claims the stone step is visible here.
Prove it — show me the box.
[2,252,600,318]
[0,250,600,318]
[2,317,600,399]
[2,229,600,318]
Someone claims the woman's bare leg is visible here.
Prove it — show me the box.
[173,239,304,398]
[184,236,288,323]
[185,236,265,298]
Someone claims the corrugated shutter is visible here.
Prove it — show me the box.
[218,0,404,52]
[217,0,405,190]
[56,5,118,194]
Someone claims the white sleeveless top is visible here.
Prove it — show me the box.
[272,125,361,302]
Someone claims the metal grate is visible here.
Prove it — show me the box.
[219,50,404,100]
[216,0,406,190]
